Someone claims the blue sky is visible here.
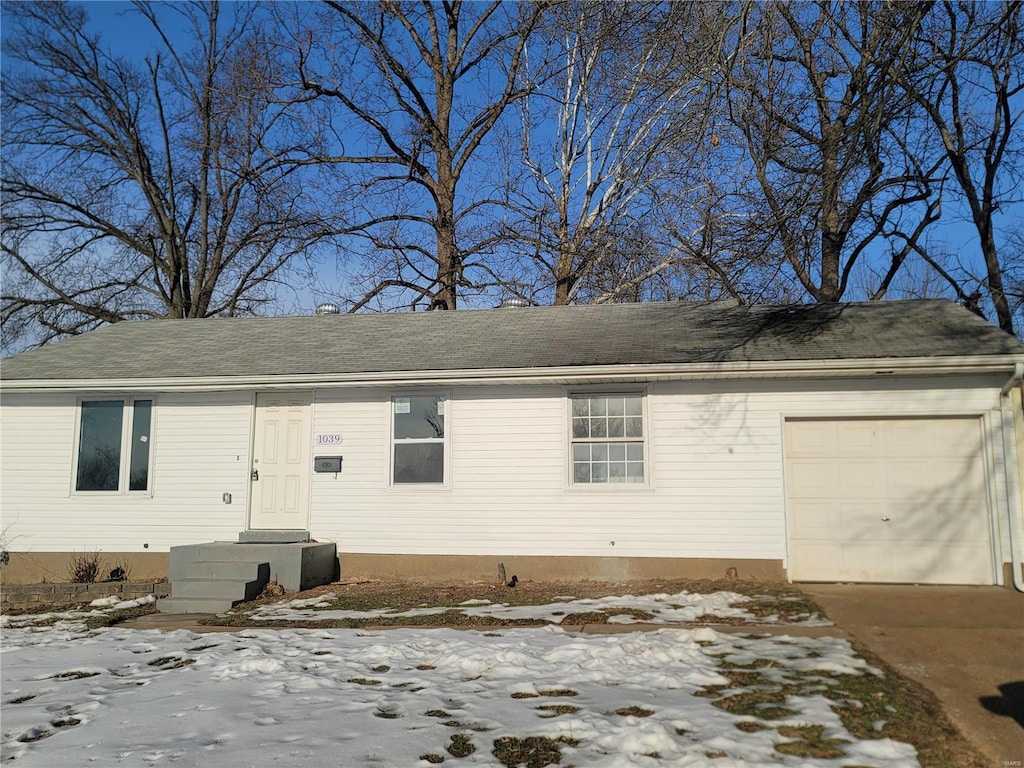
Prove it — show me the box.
[6,1,1021,322]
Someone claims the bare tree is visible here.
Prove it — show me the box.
[498,3,737,306]
[999,221,1024,322]
[900,0,1023,334]
[292,1,547,312]
[720,1,940,305]
[1,1,327,353]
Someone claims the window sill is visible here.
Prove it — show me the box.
[564,484,655,493]
[70,491,155,499]
[387,484,451,492]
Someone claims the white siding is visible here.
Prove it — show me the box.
[307,374,1013,569]
[2,372,1015,577]
[0,391,252,551]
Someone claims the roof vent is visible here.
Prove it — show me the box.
[315,303,340,315]
[498,297,529,309]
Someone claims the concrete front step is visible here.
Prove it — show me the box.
[170,575,267,602]
[159,596,236,614]
[168,542,337,591]
[186,560,271,581]
[238,529,311,544]
[159,541,337,614]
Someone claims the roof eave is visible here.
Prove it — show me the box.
[2,355,1020,393]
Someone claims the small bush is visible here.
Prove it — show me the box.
[105,559,131,582]
[259,580,285,599]
[67,551,104,583]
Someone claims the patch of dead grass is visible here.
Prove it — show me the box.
[535,704,580,717]
[446,733,476,758]
[492,736,579,768]
[206,577,825,629]
[695,645,988,768]
[613,705,654,717]
[52,670,100,680]
[511,688,578,699]
[774,724,849,759]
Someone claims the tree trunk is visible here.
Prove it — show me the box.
[432,201,459,311]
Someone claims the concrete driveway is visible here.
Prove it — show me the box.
[801,584,1024,765]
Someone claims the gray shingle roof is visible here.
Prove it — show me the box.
[3,299,1022,382]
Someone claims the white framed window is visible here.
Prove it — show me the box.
[391,394,446,484]
[570,392,645,484]
[74,397,154,493]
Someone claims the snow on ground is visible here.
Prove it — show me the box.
[243,590,831,626]
[1,619,918,767]
[0,595,157,633]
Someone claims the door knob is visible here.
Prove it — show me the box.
[881,517,890,522]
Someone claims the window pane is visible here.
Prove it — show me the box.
[591,419,607,438]
[608,443,626,462]
[394,396,444,439]
[128,400,152,491]
[607,418,624,438]
[626,417,643,438]
[626,443,644,461]
[571,398,590,417]
[572,418,590,439]
[591,443,608,462]
[394,443,444,483]
[592,463,608,483]
[77,401,123,491]
[626,462,645,482]
[625,396,642,416]
[607,397,624,417]
[572,444,591,462]
[590,398,607,416]
[609,463,626,482]
[573,463,591,483]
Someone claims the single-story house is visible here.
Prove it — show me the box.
[2,298,1023,593]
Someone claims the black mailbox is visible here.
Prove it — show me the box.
[314,456,342,473]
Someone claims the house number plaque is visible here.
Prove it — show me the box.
[314,433,343,446]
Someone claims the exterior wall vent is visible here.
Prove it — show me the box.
[315,303,341,315]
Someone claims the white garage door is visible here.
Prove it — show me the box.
[785,417,993,585]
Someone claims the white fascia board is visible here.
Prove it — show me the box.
[2,355,1021,393]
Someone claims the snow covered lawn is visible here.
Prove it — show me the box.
[222,584,831,629]
[1,616,921,767]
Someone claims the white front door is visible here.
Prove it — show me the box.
[249,392,312,530]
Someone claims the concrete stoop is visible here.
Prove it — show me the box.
[158,541,337,614]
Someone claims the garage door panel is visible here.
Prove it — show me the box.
[841,542,893,582]
[886,499,991,542]
[792,540,893,583]
[786,421,838,458]
[838,501,887,538]
[787,460,839,498]
[898,542,992,585]
[788,501,840,537]
[884,458,984,496]
[791,500,889,541]
[786,417,993,585]
[835,422,882,457]
[885,421,932,455]
[887,419,983,458]
[838,461,882,496]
